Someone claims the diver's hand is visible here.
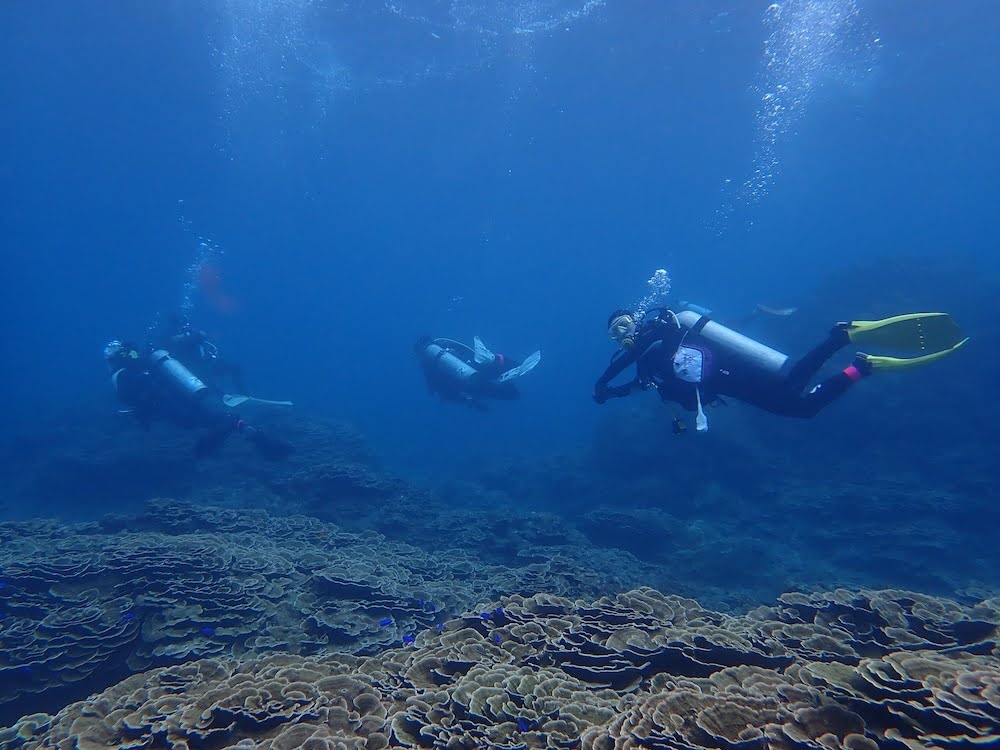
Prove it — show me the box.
[595,383,634,403]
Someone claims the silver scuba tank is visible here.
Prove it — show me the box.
[150,349,209,396]
[418,340,478,380]
[675,310,789,375]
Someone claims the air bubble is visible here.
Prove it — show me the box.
[713,0,879,234]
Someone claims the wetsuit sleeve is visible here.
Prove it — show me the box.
[122,370,157,429]
[593,349,640,403]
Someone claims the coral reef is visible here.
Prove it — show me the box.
[3,338,998,614]
[3,587,996,750]
[0,500,657,723]
[1,257,997,746]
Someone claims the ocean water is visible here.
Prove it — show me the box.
[1,0,998,738]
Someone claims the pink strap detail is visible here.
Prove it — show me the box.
[843,365,863,382]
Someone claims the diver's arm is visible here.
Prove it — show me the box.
[593,348,641,403]
[593,381,636,403]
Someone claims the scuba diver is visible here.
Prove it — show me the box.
[594,308,969,432]
[104,340,293,459]
[158,312,247,394]
[415,335,541,411]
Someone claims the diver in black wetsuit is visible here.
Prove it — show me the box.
[593,307,968,431]
[104,340,291,459]
[415,335,542,411]
[159,313,247,394]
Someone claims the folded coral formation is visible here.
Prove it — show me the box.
[0,500,653,722]
[2,587,997,750]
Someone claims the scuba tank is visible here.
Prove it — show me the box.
[675,310,789,375]
[417,337,521,401]
[150,349,209,396]
[416,339,478,381]
[678,301,713,317]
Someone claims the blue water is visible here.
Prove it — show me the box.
[2,1,1000,730]
[1,3,998,549]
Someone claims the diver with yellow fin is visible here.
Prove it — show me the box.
[593,308,968,430]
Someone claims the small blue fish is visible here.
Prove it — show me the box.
[119,612,136,623]
[0,581,7,589]
[494,607,505,617]
[436,623,445,632]
[378,618,394,627]
[402,634,415,645]
[480,612,491,620]
[493,633,502,645]
[418,599,426,607]
[517,718,529,732]
[200,626,216,636]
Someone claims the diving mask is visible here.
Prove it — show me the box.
[104,340,137,360]
[103,340,124,361]
[608,314,636,346]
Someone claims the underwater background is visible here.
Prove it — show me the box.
[1,1,999,745]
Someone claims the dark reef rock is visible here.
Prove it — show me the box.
[0,409,378,518]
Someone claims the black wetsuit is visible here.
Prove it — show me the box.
[593,314,858,419]
[165,327,246,394]
[108,337,294,459]
[112,356,240,443]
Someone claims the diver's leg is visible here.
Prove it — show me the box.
[191,394,240,457]
[192,397,292,459]
[762,357,871,418]
[783,326,850,393]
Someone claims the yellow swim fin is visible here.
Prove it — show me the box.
[858,336,970,372]
[845,312,965,352]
